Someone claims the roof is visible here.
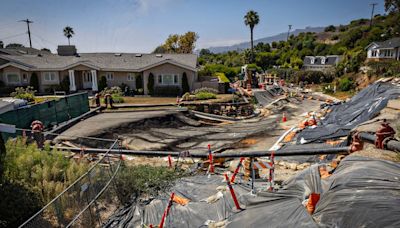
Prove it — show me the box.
[367,37,400,50]
[0,53,198,72]
[0,47,51,56]
[303,55,341,66]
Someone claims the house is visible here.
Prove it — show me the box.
[302,55,341,72]
[366,37,400,61]
[0,45,198,95]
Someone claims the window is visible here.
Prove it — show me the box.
[6,73,20,83]
[22,73,28,82]
[106,72,114,81]
[371,50,378,57]
[127,73,135,81]
[158,74,179,85]
[43,72,58,82]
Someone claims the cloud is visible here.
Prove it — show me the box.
[132,0,179,14]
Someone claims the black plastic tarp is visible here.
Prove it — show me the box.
[105,156,400,228]
[254,86,284,106]
[297,82,400,143]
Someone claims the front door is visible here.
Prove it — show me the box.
[82,71,92,89]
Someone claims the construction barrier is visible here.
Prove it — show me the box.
[224,174,242,211]
[208,144,214,174]
[0,92,89,138]
[159,192,175,228]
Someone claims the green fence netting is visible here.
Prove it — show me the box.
[0,92,89,134]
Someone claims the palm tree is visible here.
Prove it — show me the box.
[63,26,74,45]
[244,10,260,62]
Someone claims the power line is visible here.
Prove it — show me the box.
[0,32,27,41]
[369,3,378,28]
[19,19,33,48]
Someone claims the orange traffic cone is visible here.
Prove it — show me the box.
[282,113,287,122]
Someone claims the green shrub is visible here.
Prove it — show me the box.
[111,94,124,103]
[98,76,107,91]
[30,73,39,91]
[338,77,354,91]
[214,72,230,83]
[10,86,36,102]
[115,164,184,204]
[153,86,181,97]
[1,138,89,227]
[182,72,190,93]
[57,76,70,92]
[100,86,123,96]
[195,91,217,100]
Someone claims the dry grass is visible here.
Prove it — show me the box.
[122,96,177,104]
[122,94,233,105]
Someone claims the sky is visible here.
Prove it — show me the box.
[0,0,386,53]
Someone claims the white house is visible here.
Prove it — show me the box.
[366,37,400,61]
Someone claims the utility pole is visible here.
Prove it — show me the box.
[369,3,378,28]
[19,19,33,48]
[287,25,292,41]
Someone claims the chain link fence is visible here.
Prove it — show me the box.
[19,139,122,228]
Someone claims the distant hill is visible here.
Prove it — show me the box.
[206,26,325,53]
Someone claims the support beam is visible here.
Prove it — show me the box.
[91,70,98,91]
[68,70,76,91]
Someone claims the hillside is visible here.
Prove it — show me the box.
[207,26,324,53]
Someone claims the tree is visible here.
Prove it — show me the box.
[63,26,74,45]
[0,41,3,48]
[182,72,190,93]
[178,31,199,53]
[159,32,199,54]
[148,73,154,95]
[153,45,166,54]
[325,25,336,32]
[199,48,212,56]
[98,76,107,91]
[5,43,24,48]
[244,10,260,62]
[163,34,179,53]
[30,72,39,91]
[385,0,400,13]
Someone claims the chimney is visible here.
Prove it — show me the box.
[57,45,77,56]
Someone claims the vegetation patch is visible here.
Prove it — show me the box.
[0,138,89,227]
[10,86,36,102]
[114,164,185,205]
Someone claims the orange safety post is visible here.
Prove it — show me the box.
[208,144,214,173]
[224,174,242,210]
[269,151,275,191]
[230,157,245,183]
[168,155,172,168]
[159,192,175,228]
